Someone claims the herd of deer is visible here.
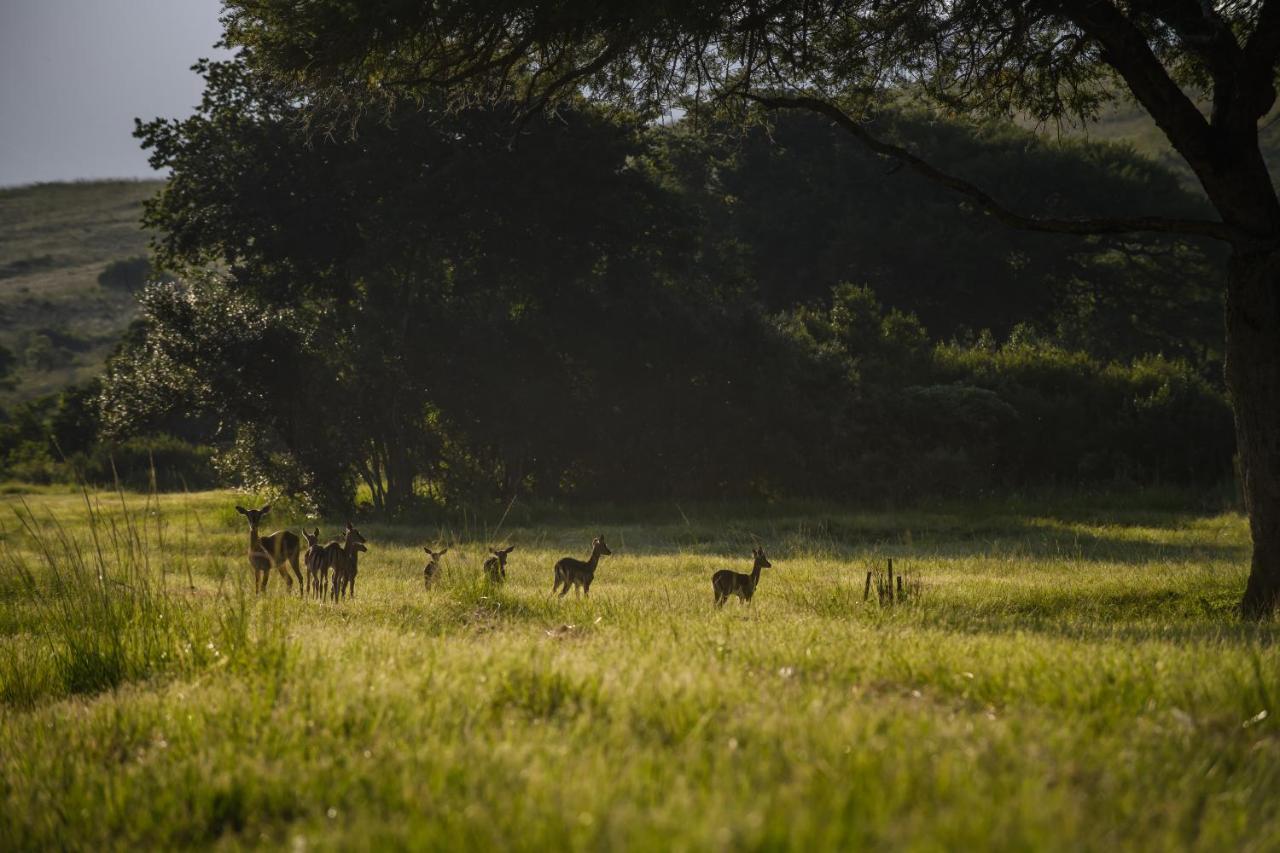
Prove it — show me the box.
[236,503,774,606]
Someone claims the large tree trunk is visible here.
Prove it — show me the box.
[1225,246,1280,619]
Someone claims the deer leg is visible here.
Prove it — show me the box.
[294,555,305,596]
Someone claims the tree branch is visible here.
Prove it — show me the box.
[744,92,1236,242]
[1055,0,1216,168]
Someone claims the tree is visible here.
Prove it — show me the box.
[224,0,1280,618]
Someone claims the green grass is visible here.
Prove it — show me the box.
[0,487,1275,850]
[0,180,162,402]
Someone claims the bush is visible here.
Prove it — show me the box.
[76,435,219,491]
[97,256,151,291]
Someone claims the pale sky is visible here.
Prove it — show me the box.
[0,0,230,186]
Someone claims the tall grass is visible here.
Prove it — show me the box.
[0,488,1276,850]
[0,487,262,707]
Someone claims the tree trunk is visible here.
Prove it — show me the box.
[1226,246,1280,619]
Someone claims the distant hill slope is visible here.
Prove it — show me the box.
[1076,100,1280,194]
[0,180,162,403]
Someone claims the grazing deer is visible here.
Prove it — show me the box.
[552,535,611,598]
[235,504,303,595]
[423,546,448,589]
[302,528,332,599]
[483,545,515,583]
[712,547,772,607]
[328,523,367,602]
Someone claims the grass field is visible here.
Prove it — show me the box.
[0,487,1276,850]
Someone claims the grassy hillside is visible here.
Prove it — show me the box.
[1071,99,1280,195]
[1,489,1275,849]
[0,180,161,403]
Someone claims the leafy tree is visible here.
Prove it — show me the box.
[224,0,1280,617]
[122,60,739,511]
[670,110,1223,364]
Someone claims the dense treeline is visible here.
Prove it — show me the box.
[0,60,1233,510]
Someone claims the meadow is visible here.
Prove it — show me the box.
[0,487,1276,851]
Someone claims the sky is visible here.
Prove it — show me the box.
[0,0,230,187]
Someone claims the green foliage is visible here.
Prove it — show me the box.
[98,59,1237,510]
[670,111,1223,363]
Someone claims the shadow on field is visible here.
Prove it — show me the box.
[356,512,1245,568]
[933,612,1279,647]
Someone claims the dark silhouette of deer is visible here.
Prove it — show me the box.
[712,547,772,607]
[235,504,302,595]
[328,523,367,602]
[423,546,448,589]
[302,527,331,599]
[552,535,611,597]
[483,545,515,583]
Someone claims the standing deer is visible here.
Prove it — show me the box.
[552,535,611,598]
[328,523,367,602]
[423,546,448,589]
[235,504,303,595]
[712,547,772,607]
[483,545,515,583]
[302,528,331,599]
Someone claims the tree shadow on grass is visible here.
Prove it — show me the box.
[917,585,1277,647]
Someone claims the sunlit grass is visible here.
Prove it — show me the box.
[0,488,1276,850]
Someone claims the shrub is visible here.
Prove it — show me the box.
[97,256,151,291]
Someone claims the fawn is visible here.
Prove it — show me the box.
[552,535,612,597]
[423,546,448,589]
[328,523,368,602]
[483,545,515,583]
[302,528,332,599]
[712,547,772,607]
[236,504,303,595]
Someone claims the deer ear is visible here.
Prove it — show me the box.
[346,522,354,530]
[440,548,448,556]
[235,506,247,515]
[507,545,516,553]
[260,504,271,514]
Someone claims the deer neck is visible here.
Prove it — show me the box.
[750,560,764,589]
[586,548,602,571]
[248,525,263,552]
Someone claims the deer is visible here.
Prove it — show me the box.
[552,535,611,598]
[423,546,448,589]
[235,504,303,595]
[302,528,332,599]
[712,547,772,607]
[483,545,515,583]
[328,523,368,602]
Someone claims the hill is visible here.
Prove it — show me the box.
[0,180,162,403]
[1071,98,1280,193]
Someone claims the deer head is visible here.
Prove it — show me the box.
[235,504,271,531]
[345,523,368,553]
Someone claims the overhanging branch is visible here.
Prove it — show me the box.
[744,93,1236,243]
